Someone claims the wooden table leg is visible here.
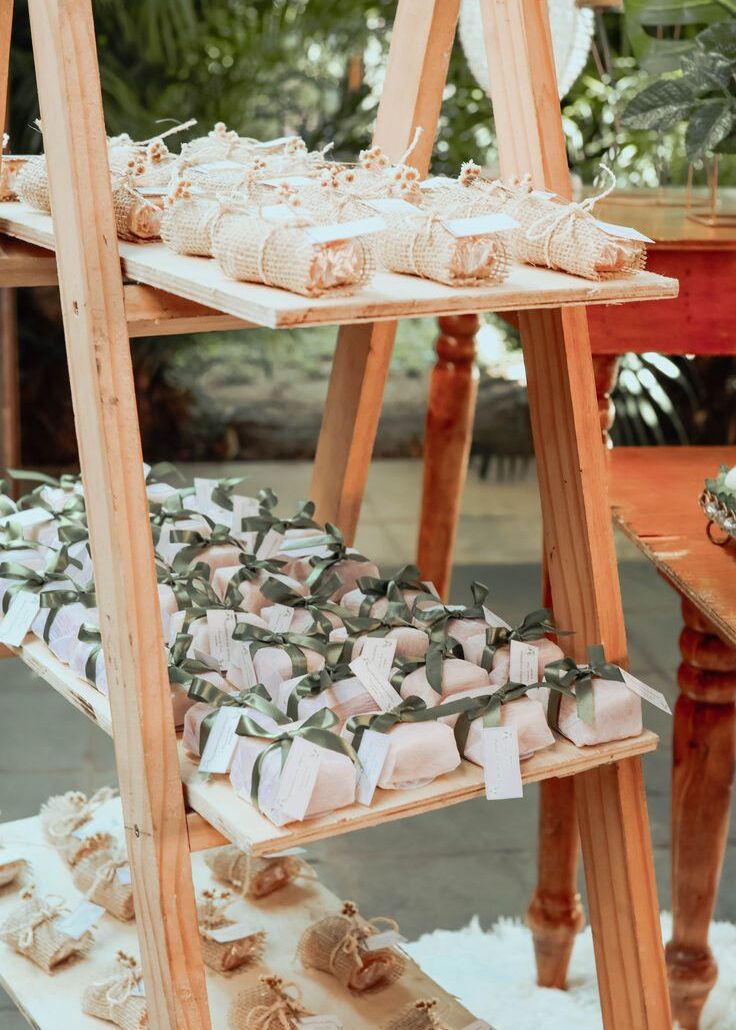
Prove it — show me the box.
[416,313,479,599]
[666,596,736,1029]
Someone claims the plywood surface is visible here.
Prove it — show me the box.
[0,816,476,1029]
[609,446,736,649]
[596,189,736,250]
[0,203,678,329]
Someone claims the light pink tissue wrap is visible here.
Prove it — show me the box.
[229,736,356,825]
[329,626,429,661]
[398,658,489,707]
[69,637,107,695]
[340,587,424,620]
[437,689,554,761]
[154,518,210,564]
[462,637,565,681]
[183,698,278,758]
[346,721,461,789]
[261,603,343,634]
[252,645,326,695]
[272,674,380,726]
[171,669,232,729]
[166,610,267,653]
[533,678,643,746]
[212,567,306,615]
[284,552,380,601]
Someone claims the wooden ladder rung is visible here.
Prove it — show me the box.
[124,284,254,336]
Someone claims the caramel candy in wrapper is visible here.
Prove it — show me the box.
[206,845,306,899]
[82,954,148,1030]
[72,844,135,921]
[0,891,93,972]
[533,677,643,747]
[398,657,489,708]
[14,155,51,212]
[229,973,313,1030]
[298,901,407,993]
[382,998,451,1030]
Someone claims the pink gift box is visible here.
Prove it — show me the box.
[212,567,306,616]
[397,657,489,707]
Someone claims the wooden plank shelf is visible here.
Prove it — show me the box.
[0,815,476,1030]
[9,633,658,857]
[0,202,678,329]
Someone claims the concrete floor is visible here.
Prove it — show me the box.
[1,459,732,1026]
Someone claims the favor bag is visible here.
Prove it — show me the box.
[229,974,313,1030]
[71,843,134,921]
[206,845,308,899]
[82,952,147,1030]
[197,890,266,974]
[0,890,93,972]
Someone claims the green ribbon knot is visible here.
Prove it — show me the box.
[78,623,104,683]
[232,622,329,681]
[412,580,489,641]
[284,664,353,720]
[472,608,567,672]
[186,678,287,754]
[355,565,436,616]
[260,574,347,635]
[452,682,536,757]
[543,644,623,731]
[305,523,370,592]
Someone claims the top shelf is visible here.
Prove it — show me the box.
[0,202,678,329]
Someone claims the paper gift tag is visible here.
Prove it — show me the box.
[207,920,257,944]
[299,1018,344,1029]
[278,533,333,553]
[419,176,454,190]
[531,189,557,200]
[257,528,285,559]
[269,603,295,633]
[350,655,400,711]
[199,708,242,775]
[360,636,397,679]
[228,643,259,690]
[363,197,418,215]
[442,213,520,237]
[193,477,232,524]
[253,136,295,150]
[0,591,40,647]
[355,729,391,806]
[116,866,132,885]
[0,507,53,530]
[207,610,238,667]
[56,900,105,940]
[509,639,539,686]
[190,159,243,173]
[273,736,323,821]
[231,495,261,524]
[193,649,222,671]
[362,929,407,951]
[260,175,314,188]
[130,981,146,998]
[482,725,523,801]
[592,218,654,244]
[304,216,385,245]
[265,846,306,858]
[136,186,167,198]
[620,670,672,714]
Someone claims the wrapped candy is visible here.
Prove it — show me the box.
[341,564,437,619]
[168,521,247,582]
[71,841,134,921]
[230,622,328,694]
[0,154,29,202]
[0,889,94,972]
[272,665,378,724]
[412,580,503,645]
[183,682,288,760]
[229,973,313,1029]
[197,890,266,974]
[31,582,97,663]
[168,632,240,728]
[448,684,555,763]
[212,555,304,616]
[329,611,430,664]
[284,525,379,601]
[393,645,489,708]
[206,845,310,899]
[39,787,117,865]
[298,900,406,993]
[82,952,147,1029]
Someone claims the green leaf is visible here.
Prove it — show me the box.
[695,18,736,57]
[621,76,696,129]
[684,97,734,159]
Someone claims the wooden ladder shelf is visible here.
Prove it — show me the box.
[0,1,676,1028]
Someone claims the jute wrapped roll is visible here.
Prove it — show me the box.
[112,178,162,242]
[72,844,135,921]
[39,788,117,865]
[161,191,225,256]
[205,845,307,899]
[379,211,509,286]
[82,953,147,1030]
[229,974,312,1030]
[14,156,51,212]
[197,890,266,974]
[297,900,406,993]
[382,999,449,1030]
[212,211,372,298]
[0,156,28,201]
[0,890,93,972]
[107,136,176,190]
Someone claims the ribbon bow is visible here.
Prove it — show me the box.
[239,496,318,548]
[0,544,84,614]
[232,622,328,681]
[170,515,246,571]
[93,953,144,1016]
[186,678,288,753]
[544,644,623,731]
[16,892,67,951]
[305,523,370,592]
[283,664,352,720]
[205,475,248,514]
[355,564,436,616]
[77,623,104,683]
[36,581,96,643]
[0,522,44,554]
[149,489,197,528]
[475,608,566,671]
[260,573,347,635]
[248,975,310,1029]
[452,682,538,757]
[346,694,477,751]
[217,553,287,607]
[155,561,211,612]
[412,580,489,640]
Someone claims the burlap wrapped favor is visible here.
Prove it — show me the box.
[382,999,450,1030]
[212,207,373,298]
[81,952,147,1030]
[112,175,163,242]
[229,973,312,1030]
[160,186,224,256]
[0,889,93,972]
[0,155,29,201]
[206,845,309,899]
[39,787,117,865]
[107,134,177,189]
[0,853,28,889]
[298,900,406,993]
[71,842,134,921]
[197,889,266,974]
[14,155,50,212]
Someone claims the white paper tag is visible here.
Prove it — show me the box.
[0,507,53,530]
[362,929,407,951]
[257,528,285,559]
[232,496,261,522]
[229,642,258,690]
[199,707,242,774]
[278,533,333,553]
[419,176,454,190]
[482,725,523,801]
[194,477,232,523]
[116,865,132,885]
[363,197,417,214]
[299,1018,344,1029]
[0,591,40,646]
[206,610,238,667]
[350,655,400,711]
[304,216,385,244]
[509,639,539,686]
[260,175,314,188]
[269,603,295,633]
[136,186,167,198]
[531,189,556,200]
[264,846,307,858]
[360,636,397,679]
[207,920,256,944]
[130,981,146,998]
[274,736,322,821]
[56,900,105,940]
[355,729,391,806]
[190,159,243,173]
[262,203,303,224]
[253,136,294,150]
[593,218,654,244]
[442,213,520,237]
[620,670,672,714]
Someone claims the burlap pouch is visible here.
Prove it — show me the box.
[14,156,51,212]
[82,952,148,1029]
[71,842,134,921]
[382,999,450,1030]
[297,900,406,993]
[112,176,163,242]
[197,890,266,974]
[39,788,117,865]
[205,845,308,899]
[0,155,29,201]
[0,890,93,972]
[212,209,372,298]
[229,973,313,1030]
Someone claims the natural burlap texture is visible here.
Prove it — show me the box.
[382,998,449,1030]
[112,178,162,242]
[82,953,148,1030]
[71,844,135,921]
[39,788,117,865]
[297,900,406,993]
[228,973,312,1030]
[206,846,307,899]
[160,191,224,256]
[107,137,176,189]
[14,156,50,212]
[0,855,27,889]
[197,890,266,974]
[0,891,93,972]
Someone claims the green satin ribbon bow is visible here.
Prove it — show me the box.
[218,553,288,607]
[231,622,329,681]
[149,489,197,528]
[543,644,623,731]
[355,564,436,617]
[472,608,567,672]
[239,495,317,549]
[56,518,90,546]
[145,462,184,486]
[0,481,15,517]
[36,584,96,643]
[186,678,287,754]
[170,515,246,572]
[155,561,211,612]
[305,523,370,592]
[8,468,81,491]
[206,476,248,514]
[452,681,537,756]
[346,693,478,751]
[235,706,358,806]
[78,623,103,684]
[167,633,227,704]
[412,581,490,641]
[284,664,353,721]
[260,573,346,635]
[332,591,419,664]
[388,637,464,695]
[0,545,83,614]
[0,523,44,554]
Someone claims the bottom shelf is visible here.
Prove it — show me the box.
[0,815,476,1029]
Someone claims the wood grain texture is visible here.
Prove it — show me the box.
[417,313,479,598]
[27,1,210,1025]
[0,0,11,177]
[124,284,255,337]
[0,236,58,286]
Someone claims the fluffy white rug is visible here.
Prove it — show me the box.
[405,913,736,1029]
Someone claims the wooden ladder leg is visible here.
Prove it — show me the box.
[311,0,461,538]
[666,598,736,1030]
[416,313,479,599]
[28,2,210,1026]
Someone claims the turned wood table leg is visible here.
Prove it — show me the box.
[416,313,479,599]
[593,354,620,449]
[666,597,736,1029]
